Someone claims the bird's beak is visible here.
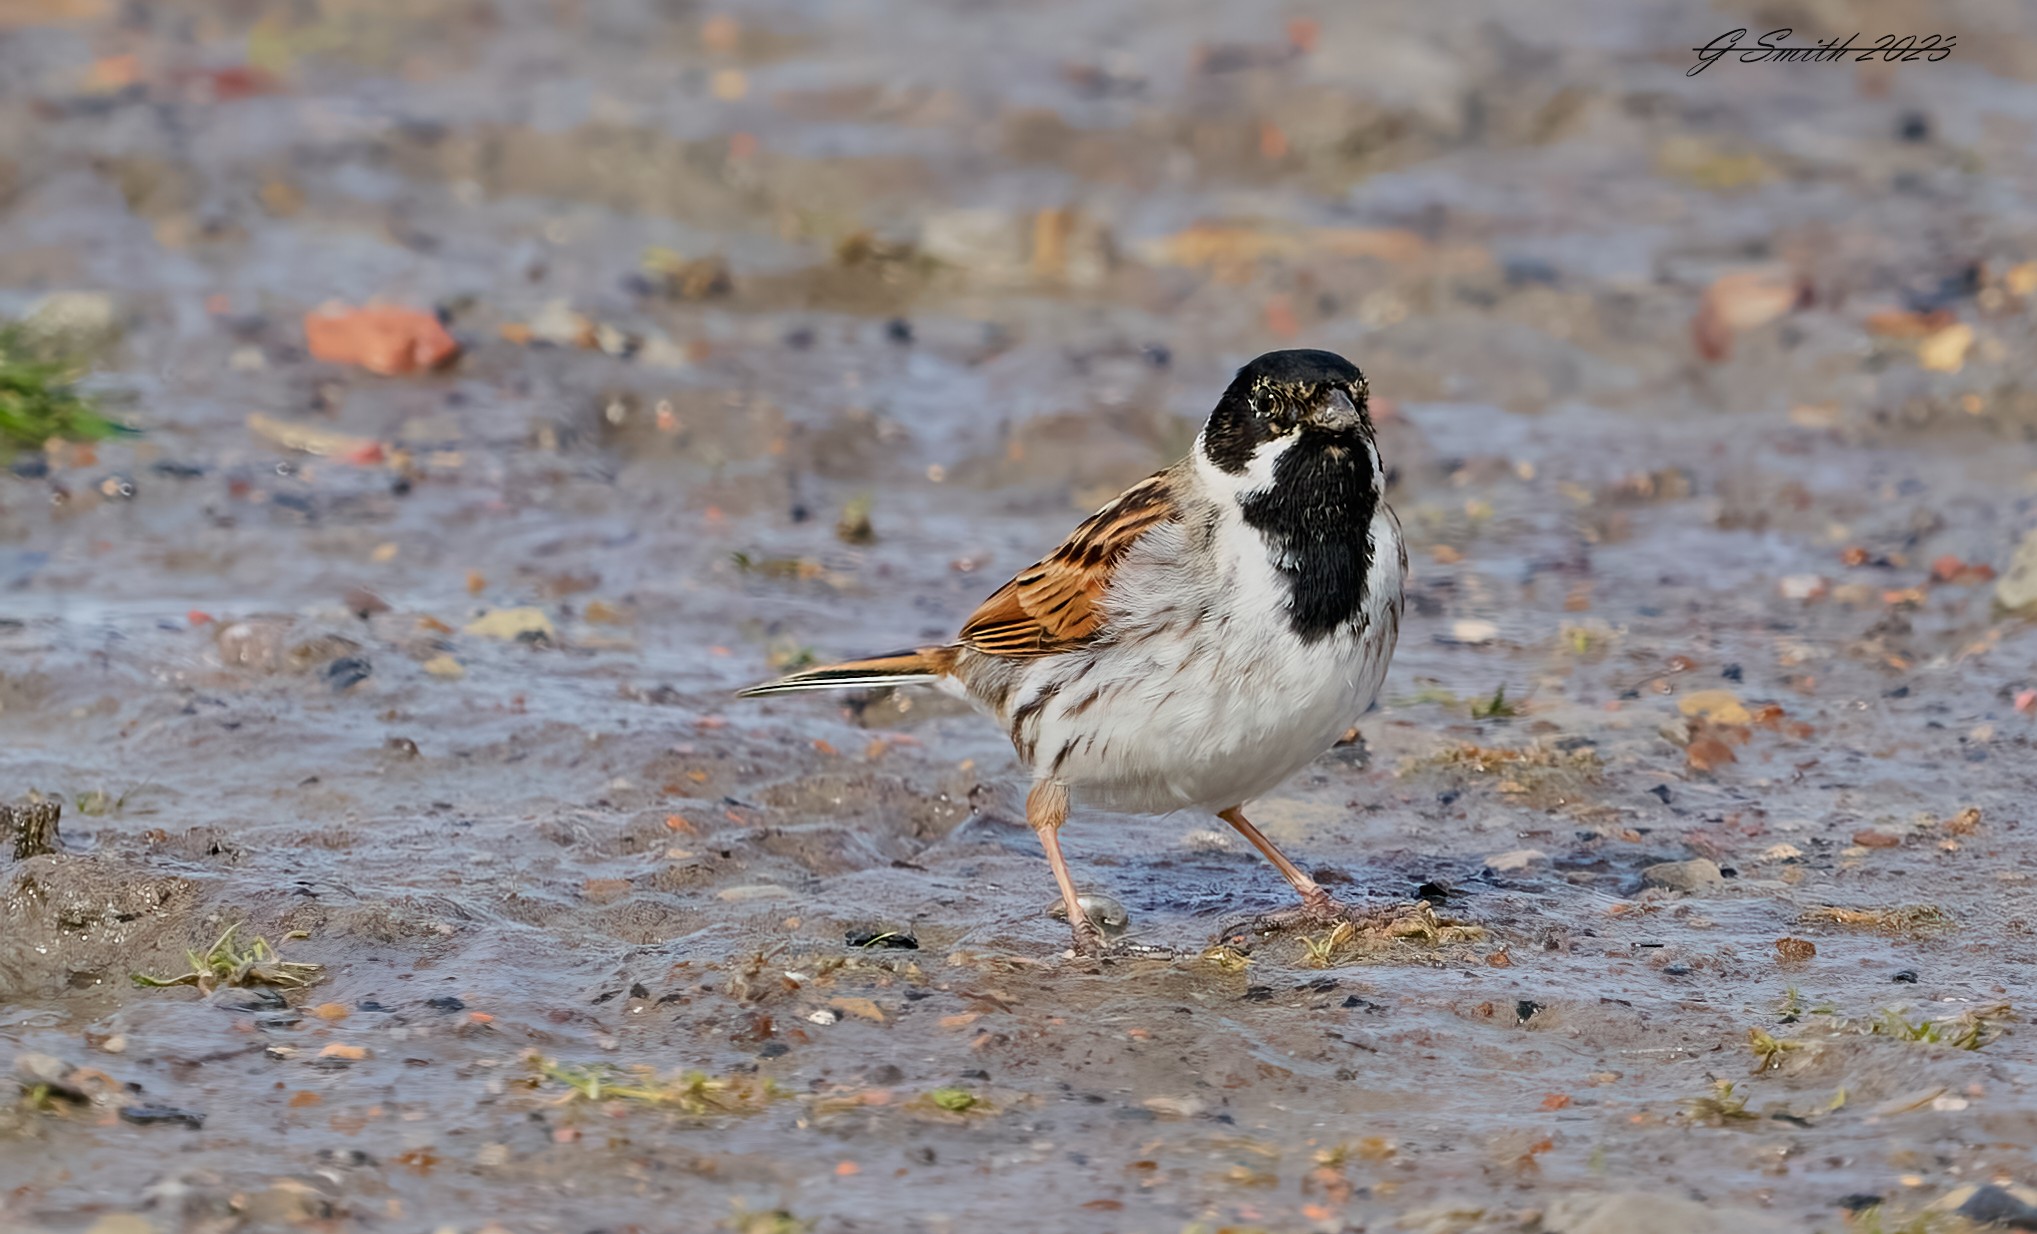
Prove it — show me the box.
[1306,388,1363,433]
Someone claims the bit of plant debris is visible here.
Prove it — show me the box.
[0,329,126,454]
[1470,685,1517,719]
[1867,1003,2013,1051]
[923,1086,980,1113]
[527,1057,783,1114]
[1748,1027,1810,1072]
[1683,1079,1759,1125]
[1200,943,1253,972]
[1799,905,1953,935]
[1291,904,1485,967]
[835,494,876,544]
[730,1205,811,1234]
[6,800,62,859]
[131,924,326,993]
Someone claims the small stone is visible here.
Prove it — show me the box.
[304,303,459,376]
[22,291,121,357]
[119,1104,205,1129]
[1483,848,1546,874]
[1774,937,1816,961]
[1444,618,1499,645]
[15,1051,76,1090]
[1544,1191,1793,1234]
[325,656,372,691]
[98,1034,127,1055]
[1997,528,2037,614]
[462,608,554,643]
[1140,1095,1205,1118]
[715,883,794,902]
[1778,574,1828,601]
[1641,858,1724,895]
[1046,893,1130,934]
[1951,1183,2037,1227]
[806,1008,840,1026]
[1853,829,1903,849]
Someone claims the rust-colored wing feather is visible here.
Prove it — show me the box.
[958,470,1179,658]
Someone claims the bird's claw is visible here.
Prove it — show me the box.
[1065,921,1178,962]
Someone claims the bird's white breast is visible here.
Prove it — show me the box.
[1006,480,1405,816]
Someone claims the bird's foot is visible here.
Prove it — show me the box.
[1062,918,1179,962]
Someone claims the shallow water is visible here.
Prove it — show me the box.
[4,1,2037,1231]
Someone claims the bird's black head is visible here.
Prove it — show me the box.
[1199,349,1372,475]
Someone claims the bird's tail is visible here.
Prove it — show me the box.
[736,646,957,697]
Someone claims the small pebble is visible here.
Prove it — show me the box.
[1483,848,1546,874]
[1046,893,1130,934]
[1641,858,1725,895]
[119,1104,205,1129]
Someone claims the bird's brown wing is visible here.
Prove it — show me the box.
[958,470,1180,658]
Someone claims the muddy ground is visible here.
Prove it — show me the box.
[5,0,2037,1231]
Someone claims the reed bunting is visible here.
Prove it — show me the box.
[742,349,1406,956]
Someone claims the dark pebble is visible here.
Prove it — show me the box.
[757,1041,790,1058]
[1897,111,1931,142]
[1721,663,1742,681]
[426,996,466,1012]
[218,989,288,1011]
[1242,986,1275,1002]
[1957,1184,2037,1228]
[783,326,816,349]
[1502,256,1560,286]
[316,1148,377,1168]
[884,317,913,344]
[1295,976,1338,993]
[1648,784,1672,803]
[326,656,372,691]
[845,926,919,950]
[150,460,206,479]
[357,1000,389,1012]
[1836,1194,1882,1214]
[10,455,49,479]
[120,1104,205,1129]
[1416,879,1455,903]
[1892,969,1919,984]
[869,1064,905,1085]
[1142,342,1172,367]
[1515,999,1544,1023]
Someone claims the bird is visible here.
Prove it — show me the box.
[740,348,1406,956]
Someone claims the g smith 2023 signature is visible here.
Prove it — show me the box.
[1690,29,1954,76]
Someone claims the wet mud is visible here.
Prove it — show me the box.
[5,1,2037,1231]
